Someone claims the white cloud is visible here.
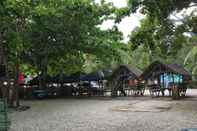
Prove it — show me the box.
[95,0,127,8]
[99,0,197,42]
[105,0,127,8]
[99,19,115,30]
[117,13,144,42]
[99,13,144,43]
[98,0,144,42]
[170,4,197,26]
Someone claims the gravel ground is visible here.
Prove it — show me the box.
[9,89,197,131]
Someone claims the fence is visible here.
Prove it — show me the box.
[0,99,10,131]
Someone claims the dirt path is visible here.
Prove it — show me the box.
[8,95,197,131]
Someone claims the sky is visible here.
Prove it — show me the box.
[170,3,197,26]
[97,0,145,42]
[98,0,197,42]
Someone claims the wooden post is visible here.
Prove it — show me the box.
[14,64,20,107]
[171,73,180,99]
[162,73,164,88]
[161,73,165,96]
[172,73,175,83]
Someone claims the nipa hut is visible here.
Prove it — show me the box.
[110,65,142,96]
[141,61,192,96]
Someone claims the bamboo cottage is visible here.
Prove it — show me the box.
[110,65,143,97]
[141,61,192,98]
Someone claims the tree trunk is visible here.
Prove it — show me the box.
[15,84,20,107]
[0,33,8,99]
[15,64,20,107]
[39,64,48,90]
[9,83,14,107]
[0,34,3,98]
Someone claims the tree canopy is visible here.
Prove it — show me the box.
[1,0,125,72]
[0,0,196,79]
[124,0,197,77]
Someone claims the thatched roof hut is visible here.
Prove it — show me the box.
[141,61,191,81]
[109,65,142,96]
[140,61,192,90]
[111,65,142,80]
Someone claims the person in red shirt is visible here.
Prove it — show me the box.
[17,72,25,85]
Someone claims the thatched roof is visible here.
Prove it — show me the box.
[141,61,191,79]
[127,66,142,78]
[166,64,191,76]
[111,65,142,79]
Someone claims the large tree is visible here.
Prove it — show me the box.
[124,0,197,76]
[0,0,129,104]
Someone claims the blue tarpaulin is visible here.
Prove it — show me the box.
[80,71,104,81]
[29,70,112,84]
